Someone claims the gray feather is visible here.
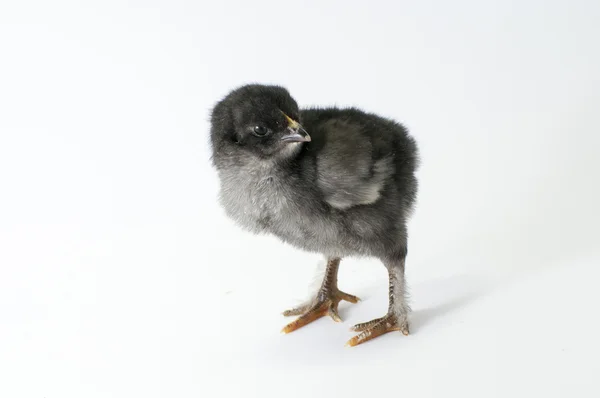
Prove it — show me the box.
[316,119,392,209]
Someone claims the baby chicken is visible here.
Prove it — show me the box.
[210,84,419,346]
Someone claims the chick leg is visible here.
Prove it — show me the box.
[346,257,409,347]
[281,257,359,333]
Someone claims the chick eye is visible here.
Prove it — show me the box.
[253,125,269,137]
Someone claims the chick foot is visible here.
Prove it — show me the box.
[282,288,359,333]
[346,313,409,347]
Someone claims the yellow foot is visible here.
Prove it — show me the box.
[281,289,360,333]
[346,313,409,347]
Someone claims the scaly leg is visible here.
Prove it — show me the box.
[282,257,360,333]
[346,257,410,347]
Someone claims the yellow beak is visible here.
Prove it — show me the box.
[282,112,301,129]
[280,112,311,142]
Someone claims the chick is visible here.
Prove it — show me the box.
[210,84,419,346]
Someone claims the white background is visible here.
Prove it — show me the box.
[1,1,599,397]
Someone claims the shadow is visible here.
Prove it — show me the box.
[345,273,492,334]
[410,291,482,333]
[406,272,495,333]
[417,108,600,322]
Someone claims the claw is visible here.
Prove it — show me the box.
[281,303,328,333]
[346,314,409,347]
[328,303,342,322]
[282,304,310,317]
[350,317,383,332]
[339,292,360,303]
[281,288,359,333]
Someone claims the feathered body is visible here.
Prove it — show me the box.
[210,84,419,346]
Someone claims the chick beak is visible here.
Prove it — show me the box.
[280,113,311,143]
[281,125,311,143]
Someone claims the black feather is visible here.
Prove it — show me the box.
[210,84,419,260]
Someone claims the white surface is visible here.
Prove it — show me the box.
[1,1,599,397]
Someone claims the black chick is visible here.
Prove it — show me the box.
[210,84,419,346]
